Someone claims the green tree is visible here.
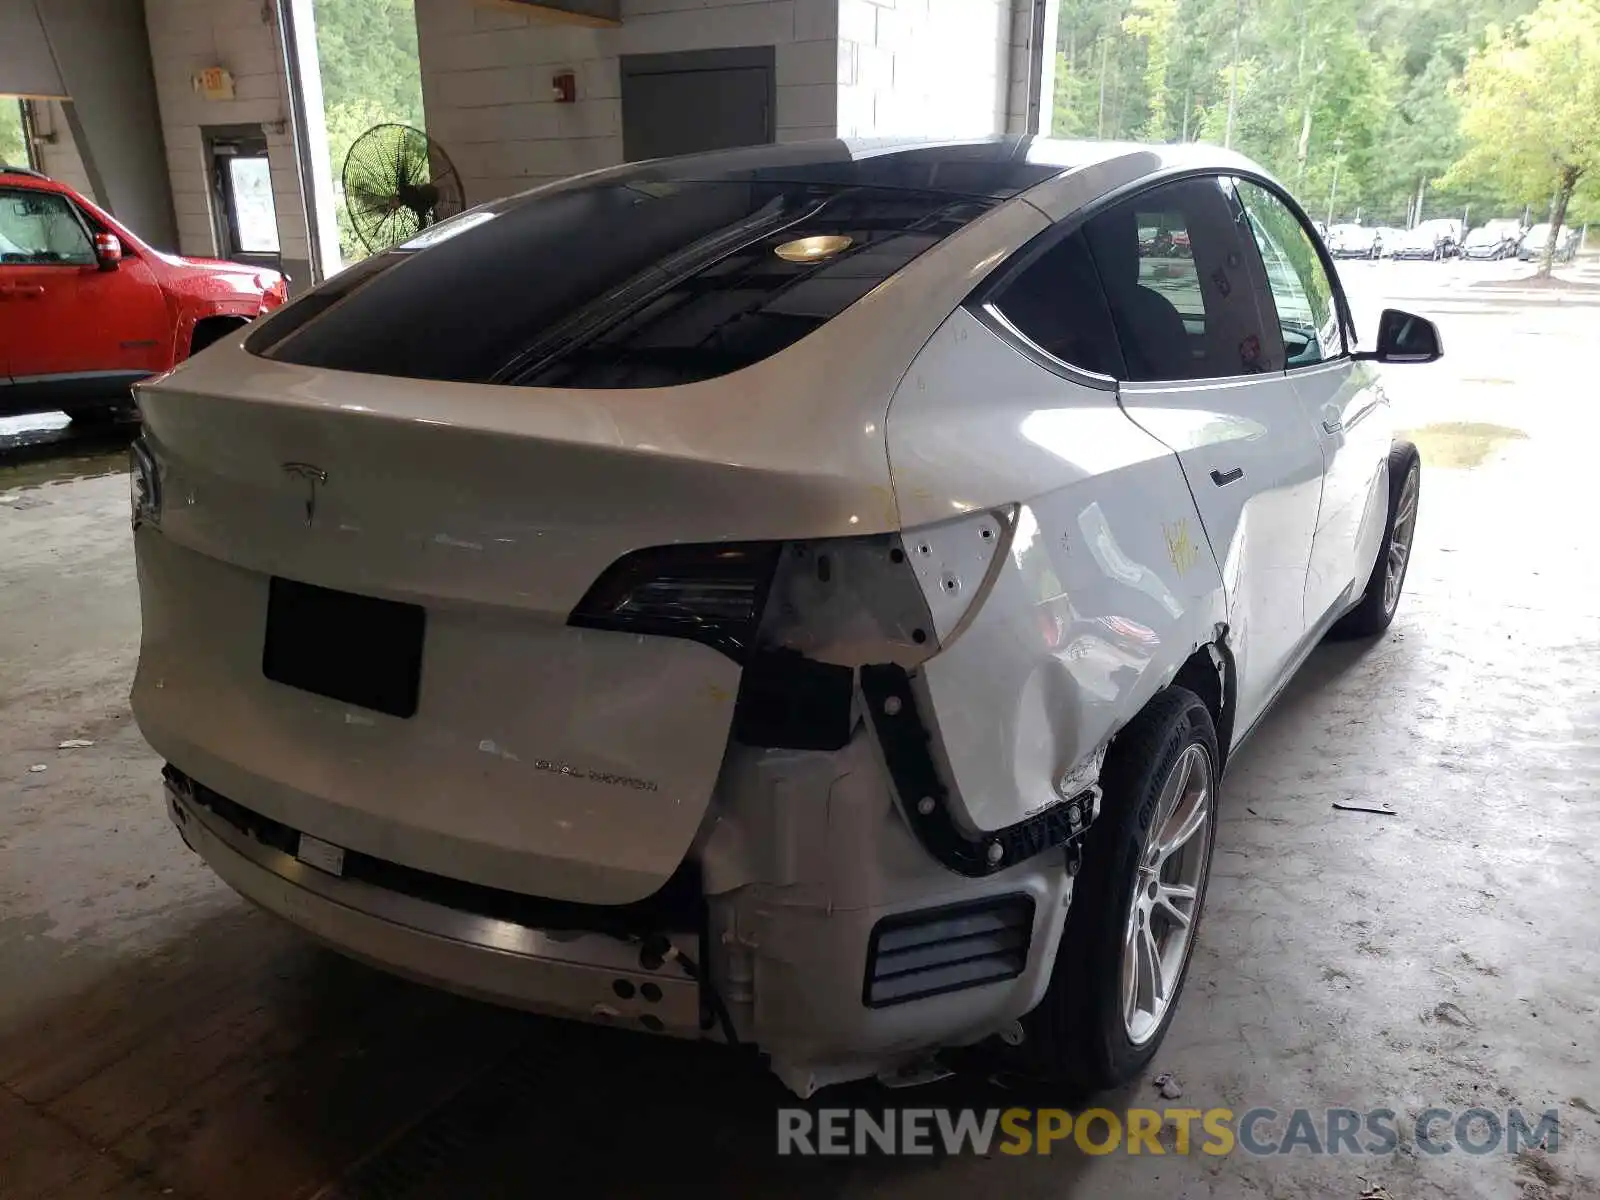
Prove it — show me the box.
[1124,0,1179,139]
[0,101,27,167]
[1042,0,1566,227]
[1441,0,1600,273]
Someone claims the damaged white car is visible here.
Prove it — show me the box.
[130,137,1436,1098]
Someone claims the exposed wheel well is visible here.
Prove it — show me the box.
[1170,640,1236,771]
[189,315,251,357]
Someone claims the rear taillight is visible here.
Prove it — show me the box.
[568,543,783,661]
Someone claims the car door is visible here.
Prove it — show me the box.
[1087,174,1326,735]
[0,186,168,383]
[71,204,173,376]
[1235,179,1392,630]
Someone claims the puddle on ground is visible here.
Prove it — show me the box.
[1400,422,1528,470]
[0,449,127,496]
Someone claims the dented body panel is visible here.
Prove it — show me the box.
[887,307,1227,835]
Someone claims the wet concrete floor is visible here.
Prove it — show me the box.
[1,261,1598,1199]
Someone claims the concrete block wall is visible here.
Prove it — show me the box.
[836,0,1009,138]
[418,0,841,203]
[143,0,311,276]
[26,100,94,197]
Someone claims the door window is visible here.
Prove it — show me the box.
[1234,180,1343,367]
[1082,176,1283,382]
[0,189,95,265]
[987,229,1124,378]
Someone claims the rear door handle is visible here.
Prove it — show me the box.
[1323,418,1343,434]
[0,283,45,298]
[1210,467,1244,487]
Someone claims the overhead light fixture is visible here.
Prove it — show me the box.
[775,234,853,263]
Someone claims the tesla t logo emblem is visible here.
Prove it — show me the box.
[282,462,328,527]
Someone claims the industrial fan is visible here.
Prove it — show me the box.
[341,123,465,254]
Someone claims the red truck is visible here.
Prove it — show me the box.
[1,164,287,421]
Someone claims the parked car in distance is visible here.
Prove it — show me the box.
[1517,223,1579,263]
[1374,227,1405,257]
[0,164,288,421]
[1327,223,1381,259]
[1389,227,1446,261]
[1415,218,1462,257]
[1462,220,1522,260]
[132,136,1438,1100]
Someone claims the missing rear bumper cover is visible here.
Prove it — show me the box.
[860,663,1099,877]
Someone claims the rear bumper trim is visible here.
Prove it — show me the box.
[164,775,705,1034]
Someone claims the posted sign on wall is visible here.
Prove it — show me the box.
[193,67,236,101]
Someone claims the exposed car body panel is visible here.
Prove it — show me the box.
[887,306,1227,832]
[700,730,1073,1095]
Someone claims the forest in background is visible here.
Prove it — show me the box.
[1049,0,1599,229]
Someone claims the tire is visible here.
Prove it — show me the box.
[65,405,127,426]
[1017,687,1220,1097]
[1329,441,1420,640]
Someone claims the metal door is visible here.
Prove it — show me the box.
[621,48,775,162]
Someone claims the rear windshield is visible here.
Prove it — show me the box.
[253,179,994,388]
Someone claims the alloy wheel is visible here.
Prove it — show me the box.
[1383,463,1420,614]
[1121,743,1213,1046]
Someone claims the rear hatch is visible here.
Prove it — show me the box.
[130,161,1033,905]
[132,338,903,905]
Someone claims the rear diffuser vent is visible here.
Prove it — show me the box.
[863,895,1035,1008]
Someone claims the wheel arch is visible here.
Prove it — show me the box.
[1168,637,1236,772]
[188,315,252,358]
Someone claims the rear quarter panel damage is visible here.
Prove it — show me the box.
[886,307,1228,834]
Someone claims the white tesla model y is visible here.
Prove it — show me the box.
[130,137,1436,1098]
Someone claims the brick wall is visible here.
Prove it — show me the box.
[836,0,1009,138]
[417,0,840,204]
[143,0,313,274]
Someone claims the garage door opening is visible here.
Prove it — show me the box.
[309,0,426,265]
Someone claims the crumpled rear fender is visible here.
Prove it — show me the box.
[886,307,1229,838]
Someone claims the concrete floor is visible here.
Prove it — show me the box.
[2,259,1597,1200]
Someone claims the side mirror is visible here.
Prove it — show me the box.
[94,232,123,271]
[1354,308,1441,364]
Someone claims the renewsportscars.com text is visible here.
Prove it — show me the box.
[777,1106,1563,1157]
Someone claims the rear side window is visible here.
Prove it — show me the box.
[1081,176,1284,381]
[257,180,994,388]
[986,229,1123,378]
